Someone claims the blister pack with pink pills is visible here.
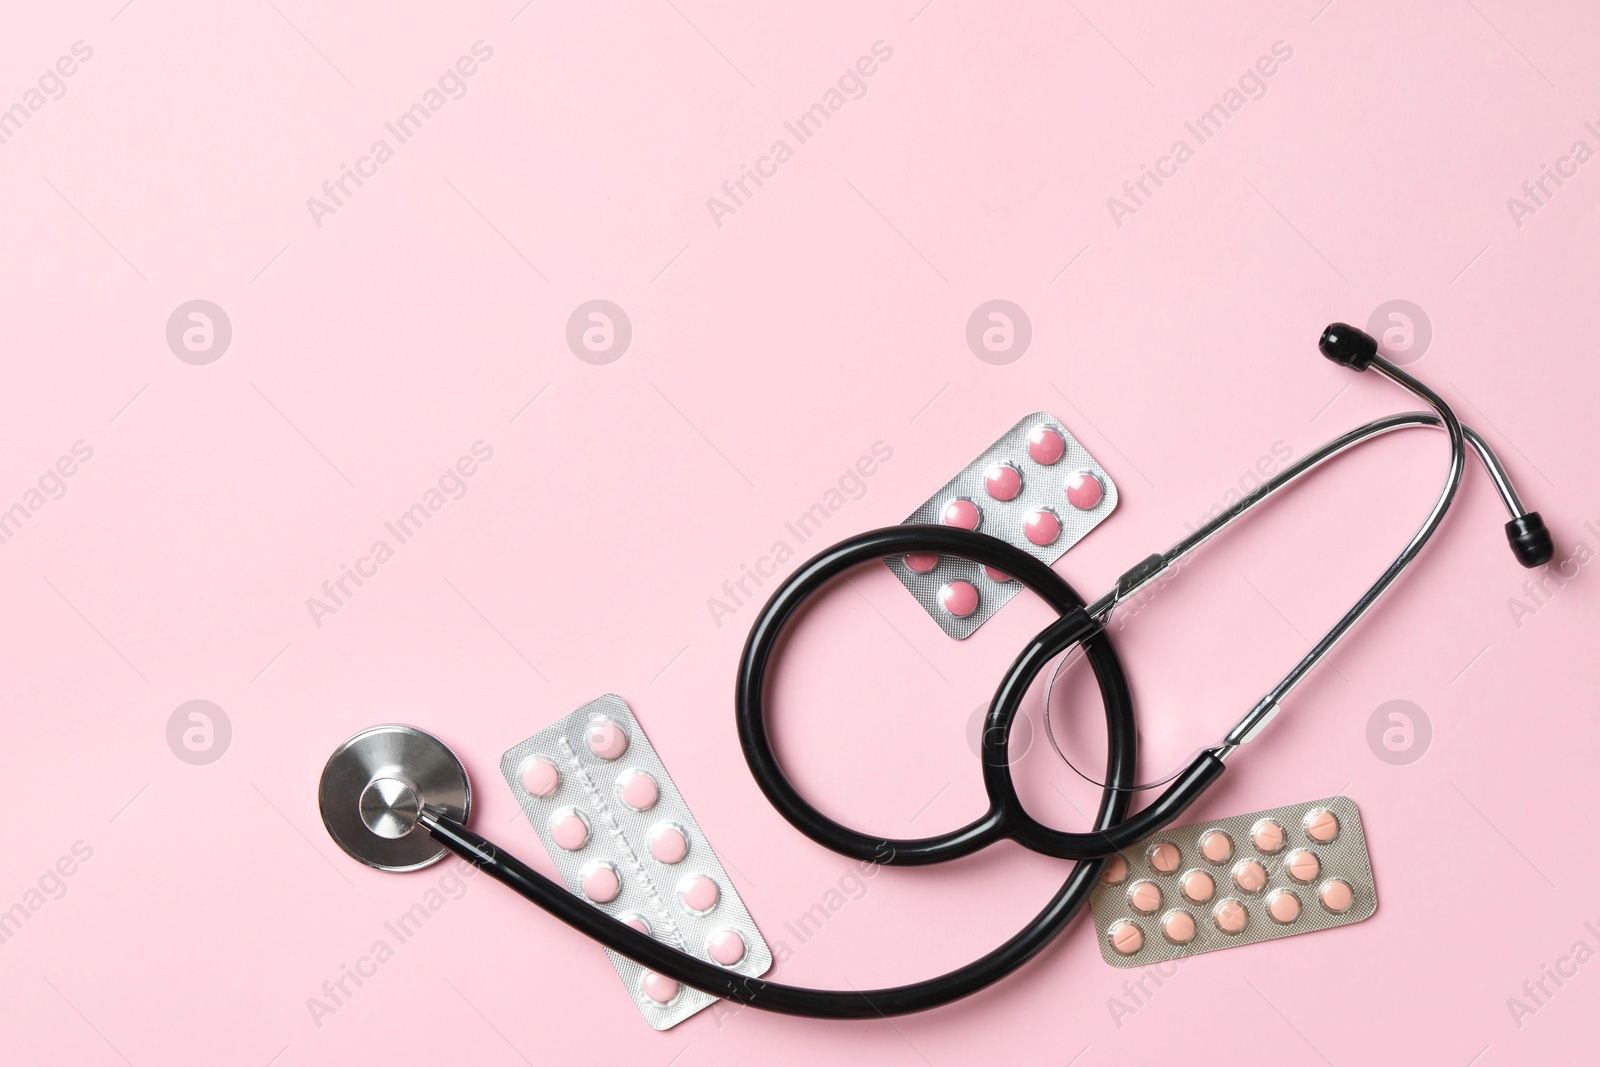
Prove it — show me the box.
[886,412,1118,638]
[501,694,772,1029]
[1089,796,1376,967]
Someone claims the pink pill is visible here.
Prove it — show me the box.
[1127,880,1162,915]
[582,862,620,903]
[1148,842,1181,874]
[1199,830,1233,864]
[521,758,559,798]
[679,874,721,915]
[708,928,747,967]
[1028,426,1066,465]
[1285,849,1320,884]
[1267,889,1302,924]
[1252,819,1286,854]
[1304,809,1340,844]
[640,971,680,1005]
[905,552,939,574]
[1162,910,1197,945]
[649,822,689,864]
[1320,878,1355,914]
[618,769,659,811]
[587,720,629,760]
[620,913,651,936]
[1180,870,1215,904]
[941,497,981,531]
[1064,470,1104,510]
[550,810,589,851]
[982,566,1012,582]
[1109,920,1143,956]
[939,580,980,618]
[984,463,1023,501]
[1100,854,1129,885]
[1214,899,1248,935]
[1233,859,1267,893]
[1023,508,1061,546]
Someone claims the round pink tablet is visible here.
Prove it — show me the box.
[641,971,680,1005]
[982,566,1012,583]
[1320,878,1355,914]
[649,822,689,864]
[1304,809,1340,844]
[1127,880,1162,915]
[708,929,747,967]
[1100,854,1129,886]
[1251,819,1286,854]
[550,809,589,851]
[1213,899,1248,935]
[1180,870,1215,904]
[1064,470,1104,511]
[1023,508,1061,546]
[1199,830,1233,864]
[1148,842,1181,874]
[679,874,721,914]
[618,769,659,811]
[1162,910,1197,945]
[939,580,980,618]
[941,497,982,531]
[984,463,1023,502]
[1028,426,1066,465]
[582,862,620,903]
[1284,849,1320,884]
[1233,859,1267,893]
[521,757,559,798]
[1109,920,1143,956]
[587,720,629,760]
[1267,889,1302,924]
[905,552,939,574]
[620,913,651,936]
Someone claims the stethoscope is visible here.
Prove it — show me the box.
[317,323,1553,1019]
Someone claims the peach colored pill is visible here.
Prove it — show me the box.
[1127,880,1162,915]
[1304,810,1340,844]
[641,971,680,1005]
[550,810,589,851]
[1320,878,1355,914]
[649,823,688,864]
[679,874,721,914]
[1109,921,1143,956]
[1285,849,1320,884]
[1213,899,1248,934]
[618,769,659,811]
[1029,426,1066,465]
[587,720,629,760]
[985,463,1023,501]
[941,497,982,531]
[905,552,939,573]
[1199,830,1233,864]
[939,580,980,618]
[1252,819,1286,853]
[521,757,559,798]
[982,566,1012,583]
[582,863,620,903]
[1065,471,1104,510]
[1162,910,1197,945]
[1024,508,1062,546]
[1148,842,1181,874]
[1267,889,1301,924]
[1233,859,1267,893]
[1100,854,1129,886]
[620,913,651,936]
[708,929,747,967]
[1180,870,1215,904]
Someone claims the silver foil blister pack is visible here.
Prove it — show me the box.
[1089,796,1376,967]
[886,411,1117,639]
[502,694,772,1029]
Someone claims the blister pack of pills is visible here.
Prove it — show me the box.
[1089,796,1376,967]
[886,412,1118,639]
[502,694,772,1029]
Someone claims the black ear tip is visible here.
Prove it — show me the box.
[1506,513,1555,568]
[1318,323,1379,371]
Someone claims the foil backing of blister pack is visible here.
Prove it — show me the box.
[502,694,772,1029]
[1089,796,1377,967]
[886,411,1117,639]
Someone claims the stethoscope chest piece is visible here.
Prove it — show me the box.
[318,724,471,871]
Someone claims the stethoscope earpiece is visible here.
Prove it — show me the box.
[1318,321,1379,371]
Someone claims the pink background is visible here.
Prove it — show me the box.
[2,1,1597,1063]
